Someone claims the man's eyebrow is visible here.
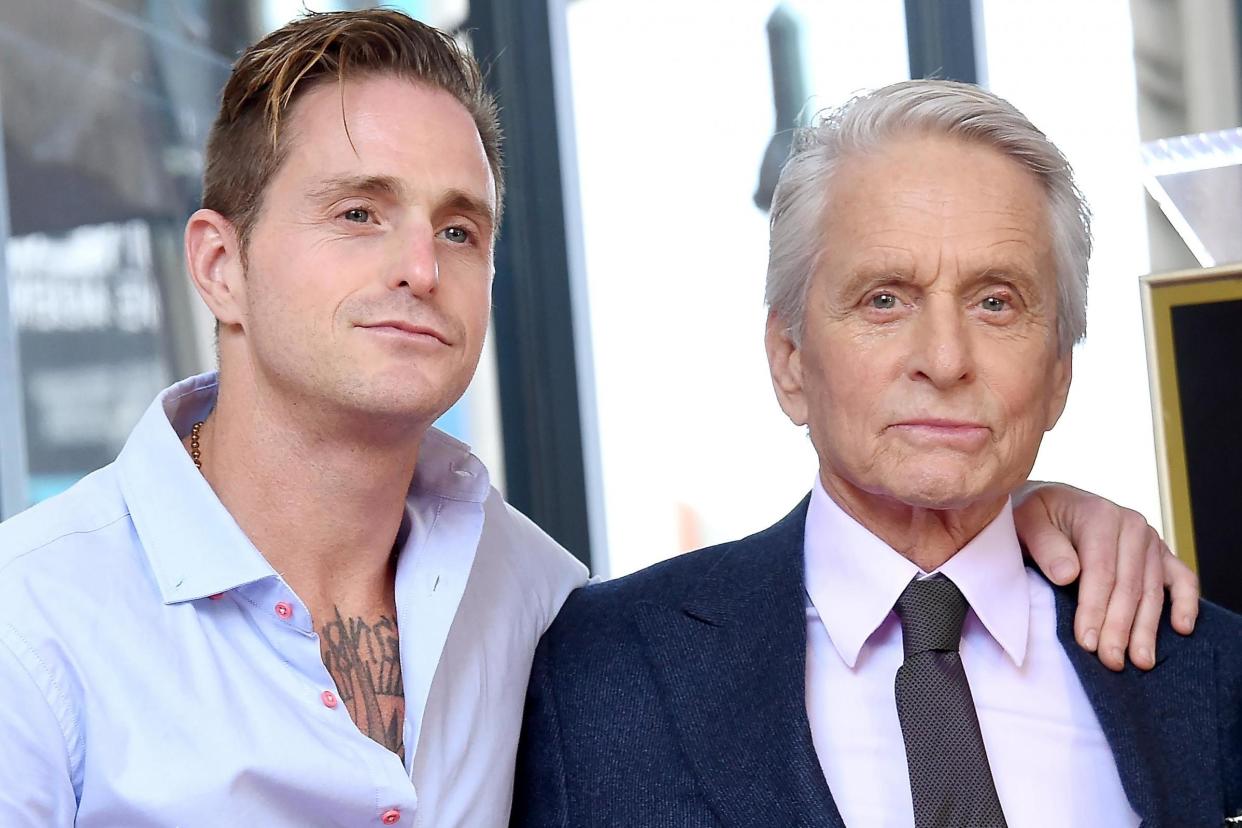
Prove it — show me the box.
[969,264,1043,295]
[439,190,497,230]
[835,265,915,297]
[305,174,404,202]
[303,178,495,227]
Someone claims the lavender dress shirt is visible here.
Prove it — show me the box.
[803,476,1141,826]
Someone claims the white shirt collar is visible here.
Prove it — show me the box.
[803,475,1030,668]
[116,371,491,604]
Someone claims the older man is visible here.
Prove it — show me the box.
[511,81,1242,827]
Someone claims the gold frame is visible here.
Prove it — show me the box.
[1140,262,1242,573]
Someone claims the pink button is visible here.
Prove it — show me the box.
[381,809,401,825]
[274,601,293,620]
[208,593,224,601]
[321,690,338,709]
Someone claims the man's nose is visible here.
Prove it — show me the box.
[906,295,974,388]
[389,226,439,295]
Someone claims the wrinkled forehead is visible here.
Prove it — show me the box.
[817,136,1056,279]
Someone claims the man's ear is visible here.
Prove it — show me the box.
[1045,349,1073,431]
[185,209,246,327]
[765,310,808,426]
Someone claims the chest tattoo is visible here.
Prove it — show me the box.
[319,608,405,759]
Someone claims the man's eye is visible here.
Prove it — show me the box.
[342,208,371,223]
[442,226,471,244]
[869,292,898,310]
[980,295,1009,312]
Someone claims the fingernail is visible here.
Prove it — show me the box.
[1138,647,1153,665]
[1051,560,1075,582]
[1083,628,1098,649]
[1109,646,1125,665]
[1181,614,1196,631]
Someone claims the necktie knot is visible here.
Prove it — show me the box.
[894,574,968,658]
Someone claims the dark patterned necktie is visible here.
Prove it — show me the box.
[893,575,1008,828]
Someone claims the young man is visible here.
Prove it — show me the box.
[0,11,1199,828]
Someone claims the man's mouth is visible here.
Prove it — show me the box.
[888,419,990,448]
[358,320,450,345]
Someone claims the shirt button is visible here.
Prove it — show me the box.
[381,809,401,824]
[274,601,293,620]
[321,690,338,709]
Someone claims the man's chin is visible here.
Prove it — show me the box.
[874,470,994,511]
[319,376,458,427]
[353,391,453,422]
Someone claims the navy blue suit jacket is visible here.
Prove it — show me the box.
[511,498,1242,827]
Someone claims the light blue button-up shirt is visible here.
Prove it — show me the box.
[0,373,587,827]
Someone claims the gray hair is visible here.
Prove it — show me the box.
[764,79,1092,354]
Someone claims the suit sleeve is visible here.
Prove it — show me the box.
[0,629,77,825]
[510,631,571,827]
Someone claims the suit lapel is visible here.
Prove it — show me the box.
[633,498,844,828]
[1052,584,1220,825]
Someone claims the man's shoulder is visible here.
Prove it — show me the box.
[479,487,588,587]
[563,498,809,621]
[575,541,735,612]
[1192,598,1242,664]
[0,466,145,671]
[550,522,795,648]
[1050,578,1242,717]
[528,539,738,672]
[1048,574,1242,671]
[1145,598,1242,702]
[470,489,589,638]
[0,466,133,583]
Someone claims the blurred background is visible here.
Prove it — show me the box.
[0,0,1238,578]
